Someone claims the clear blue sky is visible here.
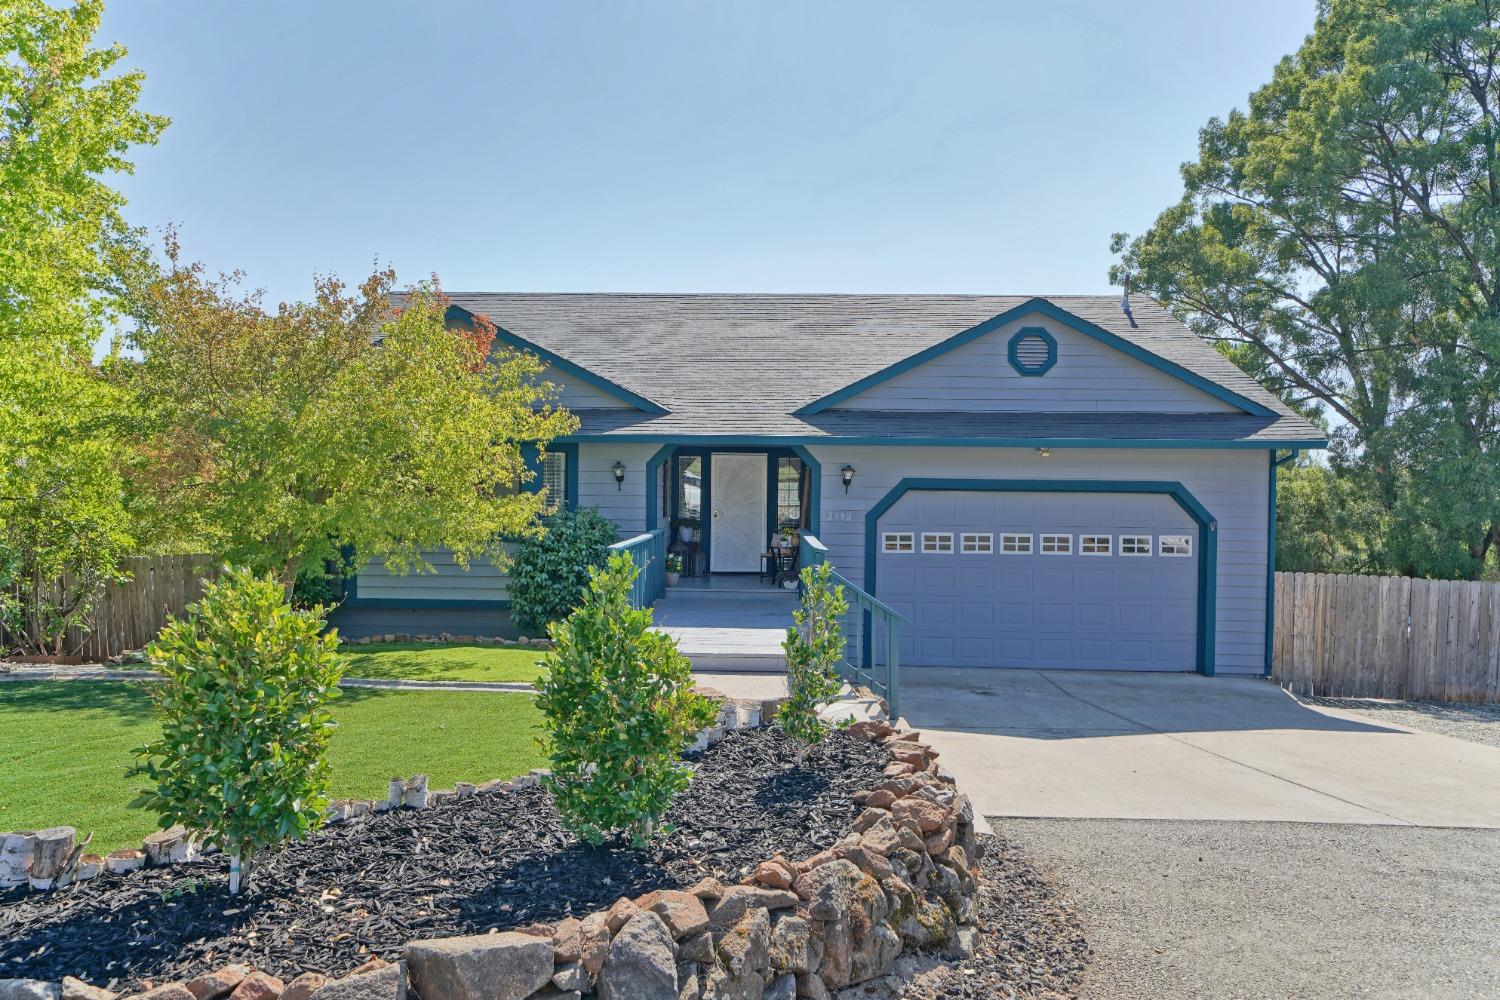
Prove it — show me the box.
[101,0,1315,305]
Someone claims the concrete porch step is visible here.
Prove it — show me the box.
[650,588,795,674]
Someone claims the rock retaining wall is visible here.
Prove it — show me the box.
[2,700,980,1000]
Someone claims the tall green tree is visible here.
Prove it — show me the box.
[120,242,579,591]
[0,0,165,652]
[1114,0,1500,579]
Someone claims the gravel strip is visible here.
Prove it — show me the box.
[1000,817,1500,1000]
[0,727,885,991]
[1301,695,1500,749]
[896,834,1089,999]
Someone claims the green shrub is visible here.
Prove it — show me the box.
[131,566,346,893]
[533,552,717,846]
[508,507,619,635]
[778,562,848,750]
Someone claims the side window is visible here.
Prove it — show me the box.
[960,532,993,554]
[1080,534,1111,556]
[1159,534,1193,557]
[1040,533,1073,555]
[1000,533,1033,555]
[540,451,568,513]
[921,531,954,554]
[1120,535,1152,556]
[882,531,914,553]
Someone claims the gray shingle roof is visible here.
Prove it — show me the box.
[443,293,1325,445]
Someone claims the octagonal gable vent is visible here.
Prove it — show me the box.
[1007,327,1057,376]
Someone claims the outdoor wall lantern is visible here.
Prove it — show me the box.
[841,464,856,493]
[612,461,626,490]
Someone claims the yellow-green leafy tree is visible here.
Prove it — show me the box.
[119,242,578,593]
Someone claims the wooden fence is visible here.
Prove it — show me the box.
[2,555,221,661]
[1272,572,1500,703]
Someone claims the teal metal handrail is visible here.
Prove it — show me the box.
[797,534,908,719]
[607,528,668,609]
[798,534,828,592]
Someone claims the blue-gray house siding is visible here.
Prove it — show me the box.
[335,293,1319,666]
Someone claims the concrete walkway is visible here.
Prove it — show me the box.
[900,668,1500,827]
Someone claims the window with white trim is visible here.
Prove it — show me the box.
[882,531,914,553]
[1159,534,1192,557]
[1080,534,1111,556]
[1000,533,1032,554]
[960,532,993,554]
[540,451,568,513]
[1040,533,1073,555]
[1120,535,1152,556]
[921,532,954,554]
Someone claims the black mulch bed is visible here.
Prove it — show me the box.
[897,834,1090,1000]
[0,727,886,991]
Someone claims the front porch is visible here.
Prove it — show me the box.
[650,574,797,672]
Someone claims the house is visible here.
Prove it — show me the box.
[334,293,1326,676]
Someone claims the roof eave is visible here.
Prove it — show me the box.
[447,304,670,415]
[557,432,1329,450]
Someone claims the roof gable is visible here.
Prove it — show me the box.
[797,298,1275,418]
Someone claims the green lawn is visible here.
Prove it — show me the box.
[339,642,547,684]
[0,682,548,854]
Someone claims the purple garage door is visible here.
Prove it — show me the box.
[875,490,1198,670]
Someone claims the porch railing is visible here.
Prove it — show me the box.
[607,528,668,609]
[797,535,908,720]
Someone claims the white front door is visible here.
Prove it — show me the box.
[710,453,767,572]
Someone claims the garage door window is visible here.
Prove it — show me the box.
[1120,535,1152,556]
[882,531,914,553]
[1040,533,1073,555]
[960,532,993,554]
[1159,534,1192,557]
[922,532,954,554]
[1000,533,1032,554]
[1080,534,1111,555]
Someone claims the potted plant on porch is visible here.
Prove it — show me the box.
[665,552,683,586]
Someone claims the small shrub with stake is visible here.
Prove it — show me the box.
[778,561,848,756]
[131,566,346,894]
[533,551,717,847]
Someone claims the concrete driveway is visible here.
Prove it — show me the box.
[900,669,1500,827]
[902,670,1500,998]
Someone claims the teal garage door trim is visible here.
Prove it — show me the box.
[864,478,1219,675]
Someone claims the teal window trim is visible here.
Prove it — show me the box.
[445,305,669,415]
[864,477,1219,676]
[551,442,579,511]
[796,298,1278,417]
[558,433,1328,450]
[521,443,579,512]
[1007,327,1057,376]
[1265,448,1300,676]
[789,444,822,531]
[645,444,676,531]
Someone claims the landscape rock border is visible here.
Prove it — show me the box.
[2,692,981,1000]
